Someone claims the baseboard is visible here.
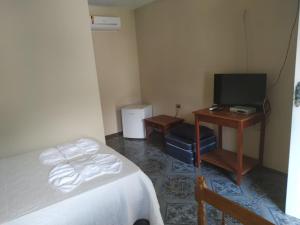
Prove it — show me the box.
[259,165,287,177]
[105,132,123,140]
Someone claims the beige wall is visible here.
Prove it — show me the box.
[135,0,298,172]
[0,0,105,158]
[89,6,142,136]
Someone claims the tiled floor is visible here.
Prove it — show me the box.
[106,133,300,225]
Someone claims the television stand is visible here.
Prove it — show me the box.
[193,108,265,185]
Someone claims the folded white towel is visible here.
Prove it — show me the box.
[40,138,100,166]
[71,154,122,181]
[48,154,122,192]
[39,148,65,166]
[48,163,82,193]
[76,138,99,154]
[57,143,83,160]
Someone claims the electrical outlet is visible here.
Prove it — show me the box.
[176,104,181,109]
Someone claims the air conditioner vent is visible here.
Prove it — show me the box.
[91,16,121,31]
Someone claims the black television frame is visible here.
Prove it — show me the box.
[213,73,267,108]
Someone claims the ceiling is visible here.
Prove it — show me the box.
[88,0,157,9]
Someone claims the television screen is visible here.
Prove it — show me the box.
[214,74,267,106]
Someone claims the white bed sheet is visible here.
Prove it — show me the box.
[0,142,164,225]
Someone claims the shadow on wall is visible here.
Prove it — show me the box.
[116,107,123,132]
[203,72,214,105]
[179,72,214,123]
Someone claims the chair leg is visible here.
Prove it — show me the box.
[198,200,206,225]
[196,177,207,225]
[222,212,225,225]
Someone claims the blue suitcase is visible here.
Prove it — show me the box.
[165,123,216,164]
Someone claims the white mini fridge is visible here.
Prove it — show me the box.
[121,104,153,139]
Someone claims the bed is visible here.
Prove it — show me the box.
[0,142,164,225]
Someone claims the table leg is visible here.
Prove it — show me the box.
[195,116,201,167]
[162,127,167,145]
[218,125,222,150]
[145,123,151,142]
[236,126,244,185]
[259,118,266,166]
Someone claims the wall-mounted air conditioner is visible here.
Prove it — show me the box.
[91,16,121,31]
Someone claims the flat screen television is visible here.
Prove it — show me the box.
[214,74,267,107]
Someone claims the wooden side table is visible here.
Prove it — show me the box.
[193,108,265,185]
[144,115,184,141]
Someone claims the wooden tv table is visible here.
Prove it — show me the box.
[193,108,265,185]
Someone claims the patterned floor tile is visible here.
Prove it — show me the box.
[146,148,168,160]
[200,163,224,176]
[206,204,242,225]
[269,207,300,225]
[137,158,167,175]
[148,175,160,188]
[165,203,197,225]
[106,133,300,225]
[230,195,265,217]
[171,160,195,174]
[211,178,243,197]
[206,204,223,225]
[161,175,195,200]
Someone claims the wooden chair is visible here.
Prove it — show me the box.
[195,177,275,225]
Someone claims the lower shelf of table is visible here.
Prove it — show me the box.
[201,149,258,175]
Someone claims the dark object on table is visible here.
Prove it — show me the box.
[133,219,150,225]
[165,123,216,165]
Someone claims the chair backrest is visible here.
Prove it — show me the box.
[195,176,275,225]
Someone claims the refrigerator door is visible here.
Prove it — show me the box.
[121,105,152,139]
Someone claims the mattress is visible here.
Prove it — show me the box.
[0,142,163,225]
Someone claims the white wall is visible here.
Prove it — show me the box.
[286,4,300,218]
[90,6,142,136]
[0,0,105,157]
